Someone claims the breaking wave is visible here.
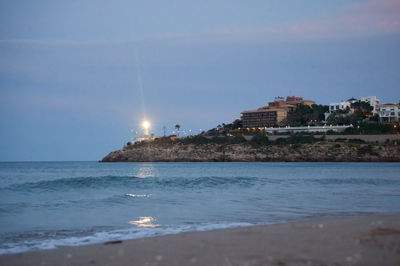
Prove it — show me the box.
[0,222,253,255]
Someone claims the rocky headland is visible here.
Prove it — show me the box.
[102,134,400,162]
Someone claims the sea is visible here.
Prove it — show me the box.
[0,162,399,254]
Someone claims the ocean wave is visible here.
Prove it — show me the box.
[3,175,258,192]
[3,173,396,196]
[0,222,254,255]
[153,176,256,188]
[304,177,400,185]
[3,175,143,192]
[0,193,149,214]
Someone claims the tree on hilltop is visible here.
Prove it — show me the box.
[285,104,328,126]
[351,101,373,116]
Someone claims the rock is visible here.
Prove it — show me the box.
[101,140,400,162]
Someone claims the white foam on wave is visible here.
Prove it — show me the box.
[125,193,151,198]
[0,222,253,255]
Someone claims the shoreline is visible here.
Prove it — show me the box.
[1,213,399,265]
[101,159,400,162]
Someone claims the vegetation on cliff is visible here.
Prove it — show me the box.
[102,134,400,162]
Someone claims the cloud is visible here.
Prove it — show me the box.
[153,0,400,43]
[0,0,398,74]
[285,0,400,39]
[99,0,397,45]
[196,0,400,42]
[1,0,399,47]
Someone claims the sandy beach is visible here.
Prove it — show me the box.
[1,213,399,266]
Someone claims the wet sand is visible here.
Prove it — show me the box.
[1,213,399,266]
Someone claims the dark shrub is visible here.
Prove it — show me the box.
[357,144,378,155]
[348,139,366,144]
[250,134,270,147]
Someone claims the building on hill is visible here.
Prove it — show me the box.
[241,96,314,128]
[241,108,287,128]
[324,96,379,121]
[267,100,296,111]
[361,96,380,115]
[379,103,399,123]
[347,97,358,103]
[285,96,315,107]
[325,101,352,120]
[134,134,156,143]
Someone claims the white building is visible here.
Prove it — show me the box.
[379,103,399,123]
[328,101,351,112]
[360,96,380,115]
[324,96,380,121]
[324,101,352,120]
[134,134,156,143]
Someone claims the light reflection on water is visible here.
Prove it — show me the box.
[136,163,155,178]
[129,217,160,228]
[128,164,157,229]
[125,193,151,198]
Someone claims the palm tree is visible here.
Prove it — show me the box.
[175,124,181,137]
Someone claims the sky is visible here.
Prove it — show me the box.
[0,0,399,161]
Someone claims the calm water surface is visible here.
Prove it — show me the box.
[0,162,399,254]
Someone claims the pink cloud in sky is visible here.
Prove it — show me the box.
[159,0,400,43]
[146,0,400,45]
[1,0,398,46]
[286,0,400,38]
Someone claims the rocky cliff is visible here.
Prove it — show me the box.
[102,136,400,162]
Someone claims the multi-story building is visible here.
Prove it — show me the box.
[267,99,296,111]
[325,96,380,121]
[324,96,379,121]
[360,96,380,115]
[241,108,287,128]
[286,96,315,107]
[379,103,400,123]
[241,96,314,128]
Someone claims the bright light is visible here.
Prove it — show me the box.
[128,217,159,228]
[142,120,150,130]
